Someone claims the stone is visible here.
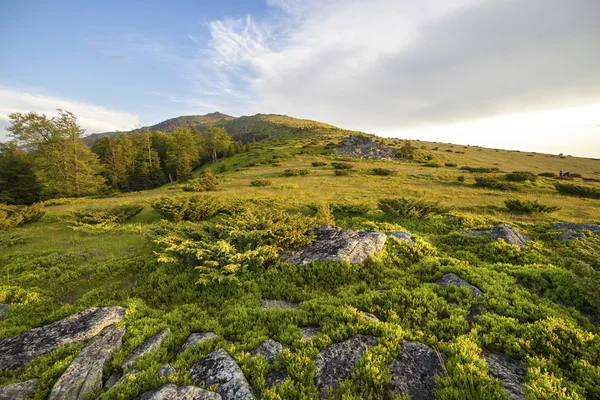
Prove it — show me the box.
[0,306,126,370]
[48,325,126,400]
[250,340,285,363]
[138,384,221,400]
[260,299,300,311]
[265,370,288,389]
[0,304,8,319]
[300,326,321,341]
[363,312,380,322]
[178,332,218,354]
[0,379,38,400]
[122,328,170,370]
[104,369,138,394]
[386,341,446,400]
[190,349,257,400]
[436,273,484,298]
[386,231,415,245]
[157,364,176,378]
[490,224,530,247]
[461,230,493,237]
[280,225,387,266]
[485,353,527,400]
[314,335,378,395]
[415,174,434,179]
[334,135,400,161]
[553,222,600,235]
[557,229,586,242]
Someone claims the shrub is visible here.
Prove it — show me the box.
[181,169,220,192]
[460,166,500,173]
[475,178,518,191]
[69,204,143,227]
[250,178,272,187]
[378,197,450,219]
[331,162,353,170]
[311,161,327,167]
[316,203,335,225]
[334,170,350,176]
[445,163,458,167]
[284,169,310,176]
[149,195,222,222]
[330,203,370,216]
[505,199,560,214]
[457,175,465,183]
[555,183,600,199]
[217,164,227,173]
[371,168,396,176]
[505,171,537,182]
[424,162,441,168]
[539,172,557,178]
[583,177,600,183]
[0,203,45,230]
[570,173,582,178]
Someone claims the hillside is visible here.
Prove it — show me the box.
[1,121,600,400]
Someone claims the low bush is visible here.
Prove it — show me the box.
[250,178,272,187]
[311,161,327,167]
[0,203,45,230]
[378,197,450,219]
[445,163,458,167]
[583,177,600,183]
[334,170,350,176]
[570,173,582,178]
[475,178,518,191]
[457,175,465,183]
[284,169,310,176]
[424,162,441,168]
[371,168,396,176]
[505,171,537,182]
[460,166,500,173]
[505,199,561,214]
[538,172,557,178]
[331,162,353,170]
[149,196,222,222]
[69,204,143,226]
[181,169,220,192]
[331,203,370,216]
[555,183,600,199]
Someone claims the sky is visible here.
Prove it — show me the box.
[1,0,599,157]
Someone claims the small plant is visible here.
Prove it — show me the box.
[460,166,500,173]
[378,197,450,219]
[316,203,335,225]
[250,178,272,187]
[334,169,350,176]
[475,177,518,191]
[538,172,557,178]
[284,169,310,176]
[311,161,327,167]
[181,169,220,192]
[331,162,353,170]
[371,168,396,176]
[330,203,370,216]
[555,182,600,199]
[457,175,465,183]
[69,204,143,226]
[424,162,441,168]
[445,163,458,167]
[505,199,560,214]
[218,164,227,173]
[505,171,537,182]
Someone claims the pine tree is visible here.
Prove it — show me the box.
[0,142,42,204]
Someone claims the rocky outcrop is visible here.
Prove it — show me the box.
[157,364,176,378]
[104,369,137,393]
[386,231,415,245]
[138,384,221,400]
[178,332,218,354]
[553,222,600,235]
[485,353,527,400]
[314,335,378,395]
[122,328,170,370]
[386,341,446,400]
[265,370,288,389]
[190,349,256,400]
[557,229,586,242]
[461,224,529,247]
[0,379,38,400]
[436,273,484,298]
[334,135,400,161]
[0,304,8,319]
[280,225,387,266]
[260,299,300,311]
[250,340,286,363]
[48,325,125,400]
[0,307,125,370]
[300,326,321,341]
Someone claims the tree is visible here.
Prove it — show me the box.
[166,127,198,181]
[0,142,42,204]
[200,126,232,163]
[103,138,128,189]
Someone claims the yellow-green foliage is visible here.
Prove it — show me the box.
[149,195,222,222]
[0,203,45,230]
[378,197,450,219]
[68,204,143,226]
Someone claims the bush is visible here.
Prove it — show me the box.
[460,166,500,173]
[445,163,458,167]
[69,204,143,226]
[311,161,327,167]
[149,195,222,222]
[505,171,537,182]
[457,175,465,183]
[505,199,561,214]
[475,178,518,191]
[284,169,310,176]
[330,203,370,216]
[250,178,272,187]
[181,169,220,192]
[539,172,557,178]
[0,203,45,230]
[424,162,441,168]
[316,203,335,225]
[334,170,350,176]
[331,162,353,170]
[371,168,396,176]
[378,197,450,219]
[555,183,600,199]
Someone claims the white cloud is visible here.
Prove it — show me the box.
[0,88,141,141]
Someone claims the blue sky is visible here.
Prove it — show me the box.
[1,0,599,157]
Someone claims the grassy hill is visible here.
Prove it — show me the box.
[1,121,600,399]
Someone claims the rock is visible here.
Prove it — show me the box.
[334,135,400,161]
[0,306,125,370]
[553,222,600,235]
[490,224,530,247]
[461,230,493,237]
[122,328,170,370]
[138,384,221,400]
[386,341,446,400]
[0,379,38,400]
[363,312,380,322]
[415,174,434,179]
[48,325,126,400]
[158,364,176,378]
[178,332,218,354]
[265,370,288,389]
[314,335,378,395]
[250,340,285,363]
[300,326,321,341]
[485,353,527,400]
[260,299,300,311]
[436,273,484,298]
[557,229,586,242]
[386,231,415,245]
[104,369,138,394]
[0,304,8,319]
[280,225,387,266]
[190,349,257,400]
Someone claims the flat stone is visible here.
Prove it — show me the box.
[264,370,288,389]
[178,332,218,354]
[122,328,170,370]
[260,299,300,311]
[0,304,8,319]
[485,353,527,400]
[490,224,530,247]
[314,335,378,395]
[250,340,285,363]
[557,229,586,242]
[48,325,126,400]
[157,364,176,378]
[386,341,446,400]
[386,231,415,245]
[190,349,256,400]
[138,384,221,400]
[0,379,38,400]
[436,273,484,298]
[280,225,387,266]
[363,312,380,322]
[300,326,321,341]
[461,230,493,237]
[553,222,600,235]
[0,307,126,370]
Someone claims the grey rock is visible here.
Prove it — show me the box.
[260,299,300,311]
[0,304,8,319]
[157,364,176,378]
[557,229,586,242]
[314,335,378,395]
[0,379,38,400]
[250,340,285,363]
[363,312,380,322]
[48,325,126,400]
[490,224,530,247]
[485,353,527,400]
[460,230,493,237]
[0,307,125,370]
[122,328,170,370]
[300,326,321,341]
[104,369,138,394]
[334,135,400,161]
[386,341,446,400]
[553,222,600,235]
[386,231,415,245]
[265,370,288,389]
[190,349,256,400]
[280,225,387,266]
[436,273,484,298]
[178,332,218,354]
[138,384,221,400]
[415,174,434,179]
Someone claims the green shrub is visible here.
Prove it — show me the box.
[181,169,220,192]
[250,178,272,187]
[539,172,557,178]
[583,177,600,183]
[445,163,458,167]
[371,168,396,176]
[331,203,370,216]
[0,203,45,230]
[554,183,600,199]
[505,199,560,214]
[457,175,465,183]
[334,170,350,176]
[69,204,143,226]
[149,196,222,222]
[316,203,335,225]
[311,161,327,167]
[284,169,310,176]
[331,162,353,170]
[505,171,537,182]
[460,166,500,173]
[378,197,450,219]
[475,178,518,191]
[570,173,582,178]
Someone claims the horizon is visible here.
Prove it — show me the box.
[1,0,599,157]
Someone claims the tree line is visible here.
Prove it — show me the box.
[0,110,249,205]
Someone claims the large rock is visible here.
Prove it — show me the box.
[104,369,138,393]
[265,370,288,389]
[190,349,256,400]
[122,328,170,370]
[0,379,38,400]
[280,225,387,266]
[314,335,378,395]
[138,384,221,400]
[386,341,446,400]
[386,231,415,245]
[48,325,126,400]
[178,332,218,354]
[0,307,125,370]
[0,304,8,319]
[334,135,400,161]
[250,340,286,363]
[553,222,600,235]
[557,229,586,242]
[485,353,527,400]
[436,273,484,298]
[490,224,530,247]
[157,364,176,378]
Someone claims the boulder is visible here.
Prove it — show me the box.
[314,335,378,395]
[178,332,218,354]
[386,341,446,400]
[490,224,530,247]
[260,299,300,311]
[0,379,38,400]
[280,225,387,266]
[250,340,285,363]
[48,325,126,400]
[265,370,288,389]
[334,135,400,161]
[138,384,221,400]
[553,222,600,235]
[0,306,125,370]
[0,304,8,319]
[157,364,176,378]
[190,349,256,400]
[386,231,415,245]
[300,326,321,341]
[485,353,527,400]
[122,328,170,370]
[436,273,484,298]
[557,229,586,242]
